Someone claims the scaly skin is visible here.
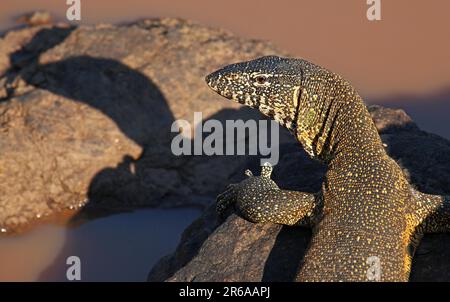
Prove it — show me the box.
[205,55,450,282]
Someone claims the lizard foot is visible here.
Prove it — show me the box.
[216,162,276,218]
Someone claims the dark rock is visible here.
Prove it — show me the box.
[148,106,450,282]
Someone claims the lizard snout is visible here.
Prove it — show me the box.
[205,71,219,92]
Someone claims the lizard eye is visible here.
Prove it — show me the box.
[254,75,269,86]
[256,76,267,84]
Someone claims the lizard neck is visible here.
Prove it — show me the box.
[330,92,386,164]
[295,73,385,163]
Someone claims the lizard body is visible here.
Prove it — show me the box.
[206,56,450,281]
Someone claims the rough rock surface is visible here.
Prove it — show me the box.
[148,107,450,282]
[0,18,286,232]
[16,11,53,27]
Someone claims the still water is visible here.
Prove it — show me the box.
[0,208,201,281]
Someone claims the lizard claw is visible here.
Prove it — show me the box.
[260,162,273,179]
[245,163,272,178]
[244,169,253,177]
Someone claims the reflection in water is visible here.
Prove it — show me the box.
[0,208,201,281]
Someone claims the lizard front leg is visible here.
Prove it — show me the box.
[217,163,321,227]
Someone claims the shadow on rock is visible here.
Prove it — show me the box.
[262,226,310,281]
[6,27,182,220]
[3,26,270,223]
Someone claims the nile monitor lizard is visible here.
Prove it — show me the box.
[205,55,450,282]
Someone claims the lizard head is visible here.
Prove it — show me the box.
[206,55,360,160]
[205,55,302,130]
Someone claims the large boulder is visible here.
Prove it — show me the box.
[148,106,450,282]
[0,18,286,232]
